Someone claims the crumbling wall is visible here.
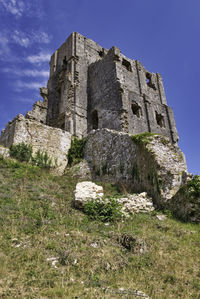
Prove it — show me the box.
[45,32,179,143]
[114,50,179,143]
[25,87,48,124]
[26,100,47,124]
[47,32,108,137]
[0,114,71,173]
[88,47,123,132]
[84,129,188,208]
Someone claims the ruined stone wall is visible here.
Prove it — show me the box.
[118,58,176,140]
[116,55,179,142]
[47,34,74,130]
[0,118,16,148]
[47,32,108,137]
[0,114,71,174]
[33,32,179,144]
[88,47,123,132]
[84,129,187,208]
[85,38,178,143]
[25,100,47,124]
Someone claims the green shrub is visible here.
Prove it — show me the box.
[131,132,155,146]
[9,142,56,170]
[187,175,200,198]
[83,197,124,222]
[32,150,52,169]
[67,137,86,166]
[9,142,33,162]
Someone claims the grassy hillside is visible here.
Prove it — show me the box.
[0,156,199,298]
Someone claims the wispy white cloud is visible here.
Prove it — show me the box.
[15,80,47,91]
[0,29,51,63]
[22,69,49,77]
[12,30,30,47]
[27,52,51,64]
[11,30,51,48]
[0,0,25,17]
[16,97,36,104]
[0,32,10,56]
[0,0,44,18]
[32,32,51,44]
[2,67,49,78]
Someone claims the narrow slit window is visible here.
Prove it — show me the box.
[63,56,67,66]
[91,110,99,130]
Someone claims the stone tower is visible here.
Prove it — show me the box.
[46,32,178,143]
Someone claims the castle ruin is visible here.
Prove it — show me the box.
[46,32,178,143]
[0,32,179,172]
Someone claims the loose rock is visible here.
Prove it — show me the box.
[74,181,104,209]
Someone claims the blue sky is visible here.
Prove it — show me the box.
[0,0,199,174]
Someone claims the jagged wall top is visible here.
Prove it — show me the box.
[46,32,178,143]
[1,32,178,145]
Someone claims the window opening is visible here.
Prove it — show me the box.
[146,72,156,90]
[98,50,104,58]
[131,101,142,118]
[91,110,99,130]
[63,56,67,65]
[146,72,151,84]
[155,111,165,127]
[122,59,132,72]
[61,123,65,130]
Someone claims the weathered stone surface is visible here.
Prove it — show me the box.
[47,32,178,143]
[74,181,154,216]
[0,145,9,158]
[68,160,92,180]
[0,114,71,174]
[25,88,48,124]
[168,178,200,223]
[88,46,178,143]
[84,129,188,208]
[26,100,47,124]
[117,192,154,215]
[74,181,104,209]
[156,214,167,221]
[0,33,182,177]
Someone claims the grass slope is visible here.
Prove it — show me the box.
[0,156,199,298]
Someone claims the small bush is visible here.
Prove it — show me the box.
[83,197,124,222]
[187,175,200,198]
[9,142,33,162]
[32,150,52,169]
[9,142,56,170]
[131,132,155,146]
[67,137,86,166]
